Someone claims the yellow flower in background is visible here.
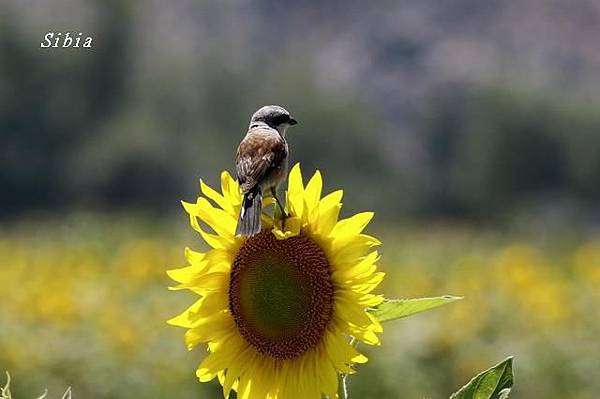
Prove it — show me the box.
[573,240,600,288]
[495,245,569,324]
[167,164,384,399]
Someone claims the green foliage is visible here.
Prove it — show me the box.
[366,294,516,399]
[369,296,462,323]
[450,357,514,399]
[0,3,133,217]
[2,3,600,225]
[421,84,600,221]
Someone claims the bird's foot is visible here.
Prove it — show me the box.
[273,203,288,226]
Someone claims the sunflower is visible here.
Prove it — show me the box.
[168,164,384,398]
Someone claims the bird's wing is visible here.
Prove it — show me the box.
[236,128,287,193]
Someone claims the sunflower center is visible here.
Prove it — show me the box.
[229,230,334,359]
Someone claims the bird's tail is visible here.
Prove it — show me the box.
[236,186,262,236]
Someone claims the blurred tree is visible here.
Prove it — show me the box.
[0,1,132,218]
[2,1,600,225]
[420,84,600,222]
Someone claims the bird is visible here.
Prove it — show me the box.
[235,105,298,236]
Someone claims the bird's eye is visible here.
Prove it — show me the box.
[273,114,289,125]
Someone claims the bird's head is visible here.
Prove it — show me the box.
[249,105,298,136]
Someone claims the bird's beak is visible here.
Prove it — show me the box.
[289,117,298,125]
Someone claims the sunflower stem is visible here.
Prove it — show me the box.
[340,373,349,399]
[338,337,357,398]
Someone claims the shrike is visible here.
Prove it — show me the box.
[235,105,298,236]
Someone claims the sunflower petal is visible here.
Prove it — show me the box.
[287,163,305,218]
[184,313,233,349]
[272,216,302,240]
[184,247,205,265]
[171,271,228,295]
[334,295,373,328]
[323,330,358,374]
[193,197,237,238]
[305,171,323,209]
[221,170,242,209]
[318,354,339,398]
[200,179,232,215]
[196,333,245,382]
[332,212,374,238]
[315,203,342,238]
[320,189,343,209]
[167,298,204,328]
[332,250,380,281]
[167,297,228,329]
[198,227,233,249]
[332,234,381,261]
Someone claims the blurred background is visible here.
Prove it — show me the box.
[1,1,599,398]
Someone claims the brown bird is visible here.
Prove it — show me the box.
[235,105,298,236]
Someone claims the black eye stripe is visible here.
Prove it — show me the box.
[272,114,289,124]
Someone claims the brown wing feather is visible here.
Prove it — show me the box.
[235,128,287,193]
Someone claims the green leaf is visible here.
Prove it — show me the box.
[368,295,462,323]
[450,357,514,399]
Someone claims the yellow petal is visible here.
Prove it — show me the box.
[194,197,237,238]
[300,352,321,399]
[167,296,228,328]
[196,333,245,382]
[304,171,323,210]
[236,373,253,399]
[184,313,233,349]
[331,212,374,238]
[198,227,233,249]
[184,201,237,247]
[222,365,241,398]
[367,312,384,333]
[320,189,343,209]
[350,272,385,294]
[222,345,259,398]
[171,271,228,295]
[196,352,227,382]
[323,330,356,374]
[169,250,230,286]
[358,293,385,307]
[200,178,233,216]
[287,163,305,218]
[166,264,203,284]
[345,322,381,346]
[167,298,204,327]
[242,360,271,399]
[334,295,373,328]
[181,199,199,215]
[318,355,339,398]
[184,247,205,266]
[221,170,242,209]
[331,234,381,261]
[332,251,379,281]
[272,216,302,240]
[203,248,235,269]
[314,203,341,238]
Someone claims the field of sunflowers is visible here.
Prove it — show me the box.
[1,214,599,399]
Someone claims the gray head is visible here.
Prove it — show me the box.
[249,105,298,135]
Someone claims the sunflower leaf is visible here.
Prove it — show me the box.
[449,357,514,399]
[368,295,461,322]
